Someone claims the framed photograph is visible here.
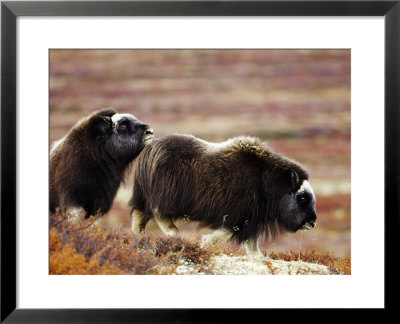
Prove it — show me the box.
[1,0,398,321]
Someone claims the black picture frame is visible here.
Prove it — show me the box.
[1,0,399,322]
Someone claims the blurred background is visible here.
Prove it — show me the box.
[50,49,350,258]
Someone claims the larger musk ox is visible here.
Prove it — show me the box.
[50,109,153,221]
[129,134,317,255]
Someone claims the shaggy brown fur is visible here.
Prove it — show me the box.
[50,109,153,218]
[130,134,316,253]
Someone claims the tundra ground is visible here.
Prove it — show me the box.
[50,212,350,275]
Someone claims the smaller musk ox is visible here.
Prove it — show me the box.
[50,109,154,221]
[130,134,317,255]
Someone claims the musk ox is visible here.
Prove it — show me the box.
[50,108,154,221]
[129,134,317,255]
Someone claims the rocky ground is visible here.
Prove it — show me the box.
[173,254,337,275]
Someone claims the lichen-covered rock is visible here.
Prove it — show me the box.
[175,254,337,275]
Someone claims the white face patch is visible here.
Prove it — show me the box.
[298,180,316,204]
[111,113,136,125]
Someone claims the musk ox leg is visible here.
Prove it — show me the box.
[66,207,87,223]
[201,229,232,247]
[153,209,180,237]
[131,209,149,234]
[243,238,262,256]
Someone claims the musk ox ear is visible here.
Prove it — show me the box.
[100,116,112,123]
[95,115,112,135]
[85,109,116,135]
[291,171,301,191]
[274,169,302,193]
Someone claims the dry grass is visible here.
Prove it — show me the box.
[49,211,238,275]
[50,211,350,275]
[268,250,351,275]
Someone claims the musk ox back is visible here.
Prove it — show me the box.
[129,134,316,255]
[50,108,153,220]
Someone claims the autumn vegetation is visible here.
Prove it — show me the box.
[49,211,236,275]
[268,250,351,275]
[49,211,350,275]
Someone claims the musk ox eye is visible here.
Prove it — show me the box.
[118,122,130,133]
[297,194,310,206]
